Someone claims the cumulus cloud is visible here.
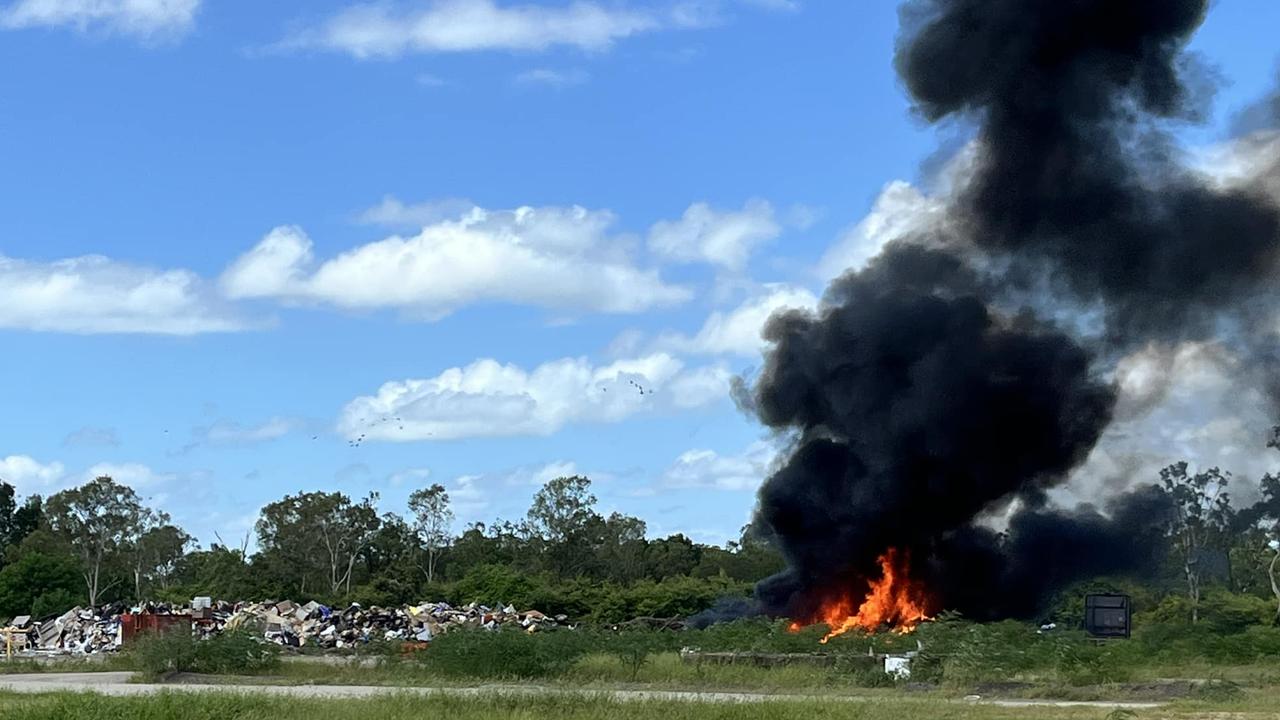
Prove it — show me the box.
[653,284,818,357]
[222,206,690,318]
[0,455,66,494]
[338,353,732,441]
[0,253,243,334]
[0,0,200,39]
[283,0,660,59]
[648,199,780,271]
[1,455,178,495]
[661,440,778,492]
[818,180,946,280]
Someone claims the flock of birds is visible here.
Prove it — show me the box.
[601,379,653,396]
[346,415,407,448]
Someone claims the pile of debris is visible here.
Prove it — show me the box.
[6,600,572,655]
[5,607,124,655]
[219,600,571,649]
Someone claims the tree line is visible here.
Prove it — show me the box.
[0,474,783,621]
[4,429,1280,626]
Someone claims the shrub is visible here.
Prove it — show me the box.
[131,629,280,678]
[605,631,665,680]
[419,628,600,679]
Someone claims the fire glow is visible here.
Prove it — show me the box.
[789,549,934,643]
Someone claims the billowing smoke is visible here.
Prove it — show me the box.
[899,0,1280,341]
[747,0,1280,622]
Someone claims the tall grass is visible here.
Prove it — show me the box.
[0,691,1116,720]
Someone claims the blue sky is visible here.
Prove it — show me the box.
[2,0,1278,549]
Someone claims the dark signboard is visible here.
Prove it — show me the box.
[1084,594,1131,639]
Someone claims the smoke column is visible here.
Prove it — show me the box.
[748,0,1280,622]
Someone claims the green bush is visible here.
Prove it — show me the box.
[1130,621,1280,664]
[130,629,280,678]
[904,617,1136,686]
[1138,590,1274,632]
[419,628,601,679]
[607,631,662,680]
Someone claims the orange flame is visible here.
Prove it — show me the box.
[788,548,934,643]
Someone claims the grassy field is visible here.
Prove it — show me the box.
[0,691,1258,720]
[5,617,1280,707]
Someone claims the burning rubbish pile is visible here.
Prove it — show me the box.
[4,600,571,655]
[744,0,1280,640]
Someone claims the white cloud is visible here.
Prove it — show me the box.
[447,474,489,516]
[357,196,476,228]
[222,206,690,318]
[441,460,589,522]
[0,455,66,495]
[84,461,175,488]
[285,0,660,59]
[0,0,200,39]
[339,353,732,441]
[661,440,777,492]
[0,253,243,334]
[514,67,589,87]
[219,226,313,300]
[524,460,579,486]
[819,181,946,280]
[648,199,780,271]
[2,456,177,495]
[654,284,818,357]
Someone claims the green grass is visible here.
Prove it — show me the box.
[259,652,896,694]
[0,691,1167,720]
[0,655,134,674]
[8,618,1280,702]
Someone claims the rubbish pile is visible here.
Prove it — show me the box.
[7,600,572,655]
[6,607,125,655]
[219,600,571,649]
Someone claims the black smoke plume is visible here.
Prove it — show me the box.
[898,0,1280,342]
[747,0,1280,623]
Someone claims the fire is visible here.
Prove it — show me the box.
[789,548,934,643]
